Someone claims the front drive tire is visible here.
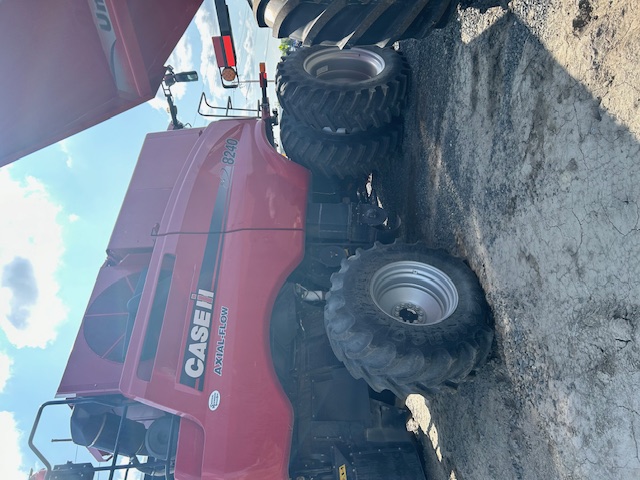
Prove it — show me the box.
[324,242,493,398]
[276,45,410,133]
[280,114,401,179]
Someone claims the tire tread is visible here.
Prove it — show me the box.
[324,242,494,398]
[254,0,460,47]
[279,115,401,179]
[276,45,410,133]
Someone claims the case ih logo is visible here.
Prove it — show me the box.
[180,289,214,390]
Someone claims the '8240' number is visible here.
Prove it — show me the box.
[222,138,238,164]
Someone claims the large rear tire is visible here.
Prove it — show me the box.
[280,115,401,179]
[251,0,460,47]
[324,242,493,398]
[276,45,410,132]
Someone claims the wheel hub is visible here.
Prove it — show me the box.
[393,303,426,324]
[303,48,386,84]
[370,261,459,326]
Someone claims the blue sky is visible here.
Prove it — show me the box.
[0,1,282,477]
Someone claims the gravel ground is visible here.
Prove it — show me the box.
[382,1,640,479]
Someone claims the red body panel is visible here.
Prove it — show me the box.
[57,119,310,479]
[57,253,151,397]
[0,0,202,166]
[213,36,238,68]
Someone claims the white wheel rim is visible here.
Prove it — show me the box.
[370,261,459,326]
[303,48,386,84]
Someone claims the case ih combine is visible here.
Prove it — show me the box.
[1,1,493,479]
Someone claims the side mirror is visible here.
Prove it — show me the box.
[173,71,199,83]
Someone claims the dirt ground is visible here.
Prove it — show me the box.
[384,1,640,479]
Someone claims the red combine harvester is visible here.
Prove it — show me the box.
[1,1,493,479]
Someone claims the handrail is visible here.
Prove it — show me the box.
[198,92,262,118]
[27,396,176,480]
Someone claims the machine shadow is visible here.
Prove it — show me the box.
[379,8,640,480]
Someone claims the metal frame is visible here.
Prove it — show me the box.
[198,93,263,119]
[29,397,178,480]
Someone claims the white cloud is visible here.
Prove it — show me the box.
[117,457,145,480]
[147,27,195,112]
[194,5,226,106]
[68,214,80,223]
[0,351,12,392]
[0,169,68,348]
[239,20,262,101]
[0,411,27,480]
[57,139,73,168]
[146,95,168,112]
[242,16,256,57]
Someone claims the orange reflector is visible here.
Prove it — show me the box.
[259,62,266,74]
[221,67,237,82]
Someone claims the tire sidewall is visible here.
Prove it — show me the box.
[325,243,492,382]
[276,45,409,131]
[329,243,490,358]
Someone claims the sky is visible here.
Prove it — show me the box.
[0,1,283,477]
